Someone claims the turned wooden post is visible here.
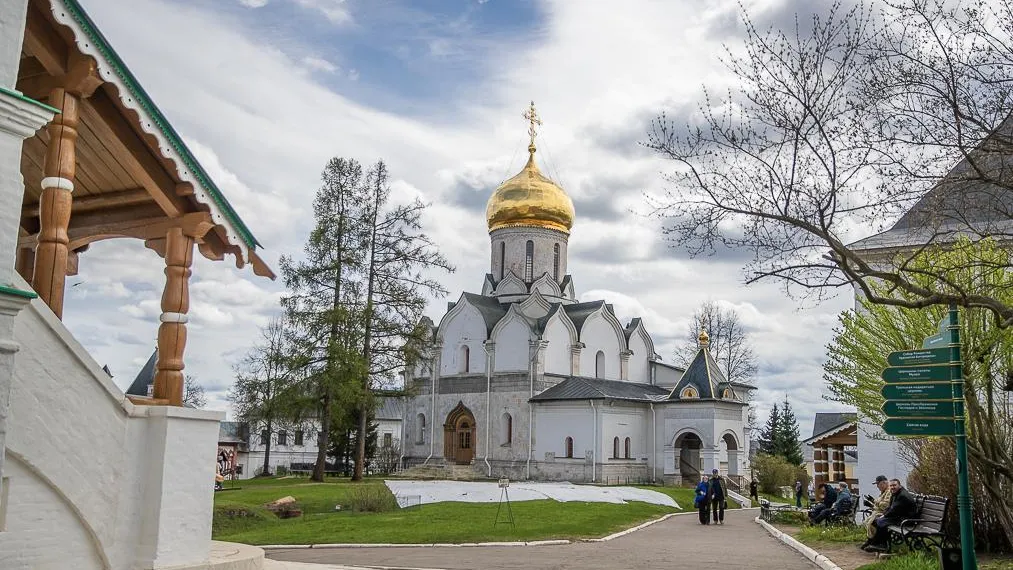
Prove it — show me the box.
[32,88,78,319]
[153,227,194,406]
[813,445,828,498]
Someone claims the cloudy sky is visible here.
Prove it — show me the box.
[61,0,856,435]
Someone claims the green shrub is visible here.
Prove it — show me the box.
[347,483,399,513]
[752,453,808,494]
[275,465,289,476]
[770,509,808,525]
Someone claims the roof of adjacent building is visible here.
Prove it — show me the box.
[669,346,723,400]
[125,348,158,397]
[530,377,670,402]
[375,397,404,420]
[219,421,248,444]
[811,412,857,438]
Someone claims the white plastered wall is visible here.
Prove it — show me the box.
[580,313,622,380]
[0,281,223,570]
[493,317,530,372]
[533,402,593,460]
[541,317,572,375]
[439,303,486,375]
[627,331,650,383]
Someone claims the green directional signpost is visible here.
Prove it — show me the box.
[879,307,975,570]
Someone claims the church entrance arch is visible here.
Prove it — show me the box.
[443,402,477,465]
[673,431,703,482]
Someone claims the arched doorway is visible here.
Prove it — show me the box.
[443,402,477,465]
[721,432,740,478]
[674,431,703,483]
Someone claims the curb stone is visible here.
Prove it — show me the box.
[753,517,844,570]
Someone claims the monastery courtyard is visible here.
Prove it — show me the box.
[268,509,817,570]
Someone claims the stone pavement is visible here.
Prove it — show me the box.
[267,509,818,570]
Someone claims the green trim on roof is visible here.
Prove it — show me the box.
[0,86,60,114]
[60,0,262,250]
[0,285,38,299]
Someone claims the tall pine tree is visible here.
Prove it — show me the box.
[776,396,804,466]
[758,403,779,456]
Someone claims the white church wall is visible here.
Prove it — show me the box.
[580,312,622,380]
[440,303,486,375]
[1,289,222,570]
[542,318,572,375]
[600,405,648,460]
[493,317,530,372]
[627,332,650,383]
[653,363,682,387]
[533,402,594,462]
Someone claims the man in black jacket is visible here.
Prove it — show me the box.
[708,469,726,525]
[863,479,918,552]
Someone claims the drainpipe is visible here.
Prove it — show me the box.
[425,343,441,464]
[526,340,538,480]
[483,341,494,477]
[649,402,656,483]
[590,400,597,483]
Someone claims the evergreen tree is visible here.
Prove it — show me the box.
[758,403,779,456]
[776,396,804,465]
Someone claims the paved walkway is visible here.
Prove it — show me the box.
[267,509,817,570]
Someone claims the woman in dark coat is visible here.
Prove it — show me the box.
[694,476,711,525]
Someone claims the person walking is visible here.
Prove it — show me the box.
[695,475,711,525]
[864,479,918,552]
[749,479,758,504]
[794,480,804,508]
[861,476,892,547]
[708,469,726,525]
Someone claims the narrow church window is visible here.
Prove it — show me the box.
[295,431,304,446]
[260,430,269,445]
[553,243,560,281]
[383,433,393,448]
[417,413,426,443]
[595,350,605,378]
[501,413,513,445]
[525,240,534,281]
[624,437,631,459]
[499,241,506,280]
[277,430,287,446]
[613,437,620,459]
[460,345,470,373]
[565,437,574,458]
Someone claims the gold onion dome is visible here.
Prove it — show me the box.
[486,102,575,234]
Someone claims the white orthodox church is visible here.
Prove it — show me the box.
[402,106,752,484]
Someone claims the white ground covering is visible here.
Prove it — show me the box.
[384,480,679,509]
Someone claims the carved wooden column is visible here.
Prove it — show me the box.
[813,445,828,498]
[31,88,78,318]
[152,227,194,405]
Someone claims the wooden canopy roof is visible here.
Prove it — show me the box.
[15,0,274,278]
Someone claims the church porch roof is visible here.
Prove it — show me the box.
[530,376,670,403]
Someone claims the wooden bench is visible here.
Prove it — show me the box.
[886,494,950,552]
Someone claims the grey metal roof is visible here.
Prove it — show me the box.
[668,347,726,400]
[851,121,1013,252]
[811,412,857,438]
[562,300,606,335]
[454,292,508,336]
[375,397,404,420]
[219,421,248,444]
[125,348,157,397]
[530,377,670,402]
[623,317,642,342]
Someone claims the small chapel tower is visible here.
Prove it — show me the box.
[485,102,575,289]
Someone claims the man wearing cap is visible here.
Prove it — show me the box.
[860,476,892,549]
[707,469,726,525]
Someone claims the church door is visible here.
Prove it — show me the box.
[455,418,474,465]
[443,401,477,465]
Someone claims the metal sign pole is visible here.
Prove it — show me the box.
[948,304,976,570]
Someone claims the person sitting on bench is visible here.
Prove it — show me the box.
[809,483,838,522]
[863,479,917,552]
[813,482,852,524]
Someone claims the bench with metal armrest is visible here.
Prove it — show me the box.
[885,494,951,552]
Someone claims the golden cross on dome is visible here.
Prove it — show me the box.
[523,100,541,154]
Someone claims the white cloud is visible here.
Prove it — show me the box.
[238,0,268,7]
[301,56,338,74]
[293,0,351,25]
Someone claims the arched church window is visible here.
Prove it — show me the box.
[624,437,631,459]
[460,345,470,373]
[553,243,560,281]
[595,350,605,378]
[564,436,574,458]
[417,413,426,444]
[499,241,506,280]
[722,388,733,400]
[680,386,698,399]
[501,412,513,445]
[613,437,620,459]
[525,240,534,281]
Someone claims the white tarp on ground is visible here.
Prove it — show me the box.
[384,480,679,509]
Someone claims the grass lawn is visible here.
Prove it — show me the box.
[214,477,682,545]
[855,552,1013,570]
